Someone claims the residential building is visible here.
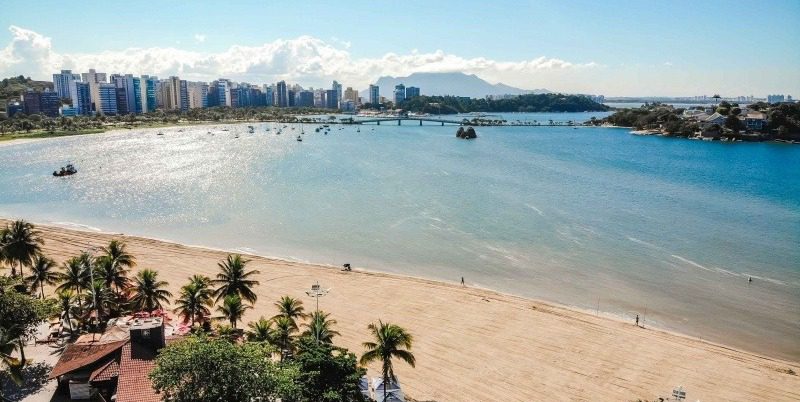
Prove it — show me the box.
[208,79,230,107]
[187,81,209,109]
[394,84,406,104]
[5,100,24,117]
[81,69,107,112]
[297,90,314,107]
[72,81,92,115]
[344,87,359,105]
[263,85,274,106]
[160,76,188,111]
[369,84,380,105]
[97,83,118,115]
[275,81,288,107]
[52,70,81,101]
[112,74,142,114]
[115,87,129,115]
[23,89,60,117]
[140,75,158,113]
[341,99,356,112]
[332,80,342,107]
[767,94,785,104]
[743,112,767,131]
[405,86,420,99]
[325,89,338,109]
[287,89,296,107]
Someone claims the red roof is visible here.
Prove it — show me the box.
[48,340,127,380]
[90,359,120,382]
[115,341,161,402]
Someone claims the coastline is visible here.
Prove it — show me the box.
[2,218,798,401]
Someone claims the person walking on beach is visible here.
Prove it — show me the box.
[635,314,639,327]
[461,276,465,286]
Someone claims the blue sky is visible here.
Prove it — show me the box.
[1,0,798,96]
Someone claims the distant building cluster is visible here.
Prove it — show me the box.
[6,69,424,118]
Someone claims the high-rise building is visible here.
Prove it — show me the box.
[263,85,274,106]
[97,83,118,115]
[405,86,420,99]
[112,74,142,114]
[141,75,158,113]
[22,89,60,117]
[369,84,380,105]
[187,81,208,109]
[208,79,231,107]
[296,90,314,107]
[72,81,91,115]
[325,89,338,109]
[394,84,406,104]
[81,69,107,113]
[52,70,81,101]
[343,87,359,105]
[767,94,786,104]
[159,76,188,111]
[275,81,288,107]
[331,81,342,107]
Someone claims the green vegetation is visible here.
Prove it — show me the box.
[0,76,53,111]
[1,220,417,401]
[389,93,609,114]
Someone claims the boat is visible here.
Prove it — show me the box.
[357,128,361,132]
[296,136,303,142]
[157,132,164,136]
[248,127,255,133]
[53,164,77,177]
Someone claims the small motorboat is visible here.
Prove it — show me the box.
[157,132,164,136]
[53,164,77,177]
[296,136,303,142]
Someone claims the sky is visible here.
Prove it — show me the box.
[0,0,798,97]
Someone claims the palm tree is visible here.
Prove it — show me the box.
[216,294,250,329]
[94,256,131,293]
[2,220,43,278]
[212,254,260,303]
[301,310,340,344]
[272,295,307,328]
[26,254,58,299]
[0,327,23,391]
[57,257,90,314]
[101,240,136,271]
[272,316,298,361]
[360,321,416,401]
[173,276,213,327]
[56,290,77,335]
[246,317,276,343]
[130,269,172,313]
[85,280,114,326]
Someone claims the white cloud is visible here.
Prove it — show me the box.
[0,25,600,92]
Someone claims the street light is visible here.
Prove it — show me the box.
[305,281,329,313]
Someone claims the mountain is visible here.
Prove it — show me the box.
[365,72,550,100]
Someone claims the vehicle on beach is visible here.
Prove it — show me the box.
[53,163,77,177]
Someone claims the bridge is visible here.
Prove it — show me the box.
[341,117,468,126]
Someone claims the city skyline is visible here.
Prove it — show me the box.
[0,0,799,97]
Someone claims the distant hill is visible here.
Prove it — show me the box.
[364,72,550,99]
[0,75,54,111]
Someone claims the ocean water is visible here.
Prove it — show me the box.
[1,116,798,360]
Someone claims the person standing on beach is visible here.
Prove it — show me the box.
[635,314,639,327]
[461,276,465,286]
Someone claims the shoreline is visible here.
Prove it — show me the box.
[2,217,798,400]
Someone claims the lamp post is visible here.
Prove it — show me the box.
[305,281,328,313]
[86,244,100,340]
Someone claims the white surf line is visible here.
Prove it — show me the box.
[524,203,545,216]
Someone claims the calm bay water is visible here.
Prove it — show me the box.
[1,113,798,360]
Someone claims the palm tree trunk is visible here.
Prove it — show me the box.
[17,338,26,366]
[40,283,45,299]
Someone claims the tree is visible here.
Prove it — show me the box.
[294,337,367,402]
[212,254,259,303]
[85,280,113,326]
[56,290,76,334]
[273,316,298,361]
[25,254,58,299]
[0,290,55,366]
[216,295,250,329]
[272,295,307,328]
[130,269,172,313]
[1,220,43,278]
[173,276,213,328]
[149,336,299,402]
[1,327,23,395]
[57,257,89,315]
[724,114,744,134]
[246,317,276,343]
[94,241,134,292]
[360,321,416,401]
[302,310,340,345]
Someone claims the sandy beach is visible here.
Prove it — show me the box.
[2,219,797,401]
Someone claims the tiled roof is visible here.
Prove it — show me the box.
[115,341,161,402]
[90,358,120,382]
[48,340,127,380]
